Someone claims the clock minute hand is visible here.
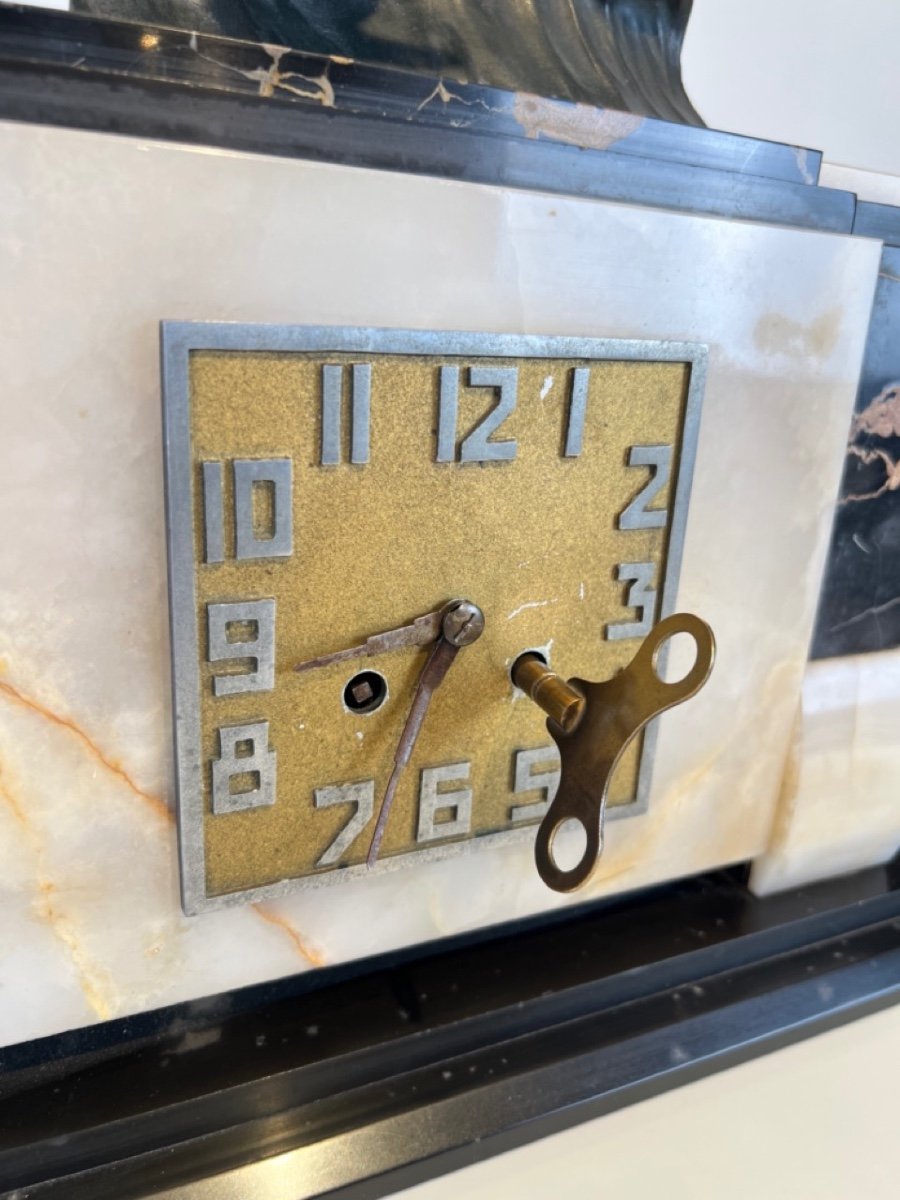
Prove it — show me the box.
[367,600,485,868]
[293,609,445,673]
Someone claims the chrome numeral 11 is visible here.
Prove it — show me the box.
[320,363,372,465]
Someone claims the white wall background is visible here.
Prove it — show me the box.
[684,0,900,177]
[406,1004,900,1200]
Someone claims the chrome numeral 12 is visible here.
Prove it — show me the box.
[436,366,518,463]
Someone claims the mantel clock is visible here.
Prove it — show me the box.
[163,323,708,913]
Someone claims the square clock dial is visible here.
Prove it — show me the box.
[162,324,705,913]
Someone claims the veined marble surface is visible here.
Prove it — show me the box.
[752,649,900,894]
[0,120,880,1046]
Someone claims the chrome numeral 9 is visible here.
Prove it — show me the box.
[207,599,275,696]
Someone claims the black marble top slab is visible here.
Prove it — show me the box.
[0,2,853,238]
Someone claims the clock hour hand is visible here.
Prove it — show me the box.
[293,608,445,673]
[367,600,484,867]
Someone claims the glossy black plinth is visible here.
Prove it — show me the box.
[1,858,898,1199]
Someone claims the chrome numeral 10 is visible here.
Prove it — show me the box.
[201,458,293,563]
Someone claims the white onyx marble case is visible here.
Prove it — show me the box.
[0,118,881,1046]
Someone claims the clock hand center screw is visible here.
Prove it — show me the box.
[441,600,485,647]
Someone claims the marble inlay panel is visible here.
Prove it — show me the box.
[0,120,879,1046]
[812,243,900,658]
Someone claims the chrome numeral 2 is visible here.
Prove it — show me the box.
[618,445,672,530]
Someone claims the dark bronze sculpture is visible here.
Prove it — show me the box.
[74,0,702,123]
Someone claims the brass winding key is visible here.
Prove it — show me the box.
[512,613,715,893]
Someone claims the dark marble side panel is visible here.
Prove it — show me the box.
[812,246,900,658]
[854,200,900,245]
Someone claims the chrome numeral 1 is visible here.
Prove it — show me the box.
[211,721,276,814]
[417,762,473,841]
[510,746,560,822]
[207,599,275,696]
[436,365,459,463]
[563,367,591,457]
[436,366,518,463]
[320,363,372,465]
[202,462,225,563]
[618,445,672,530]
[313,780,374,867]
[605,562,657,641]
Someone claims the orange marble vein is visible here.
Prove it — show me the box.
[0,675,326,960]
[0,761,112,1020]
[252,903,326,967]
[0,679,171,824]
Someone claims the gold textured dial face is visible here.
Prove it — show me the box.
[162,325,705,912]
